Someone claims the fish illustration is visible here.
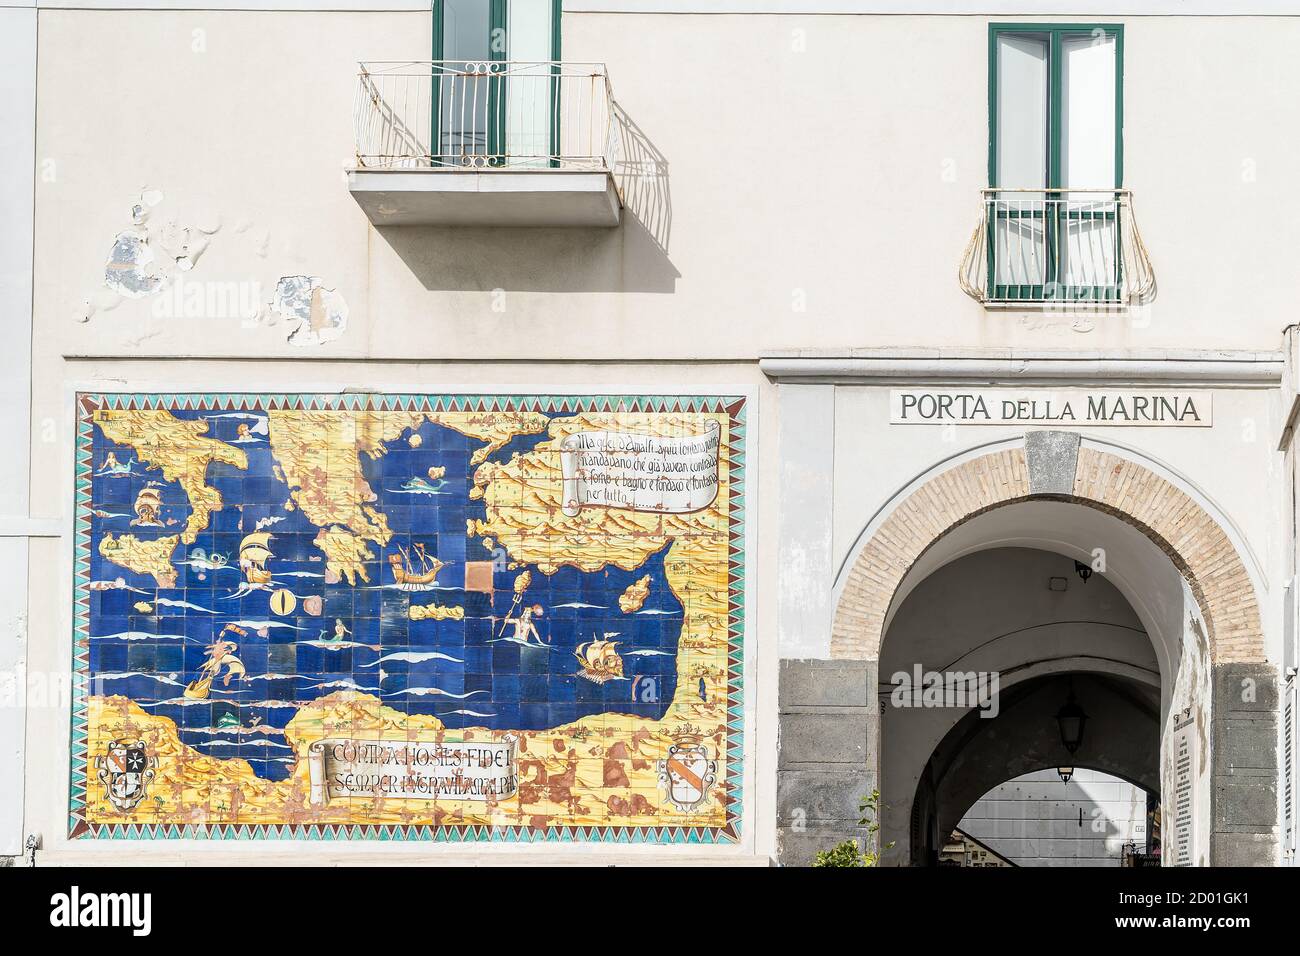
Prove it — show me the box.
[393,476,445,496]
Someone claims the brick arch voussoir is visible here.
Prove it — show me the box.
[831,445,1264,664]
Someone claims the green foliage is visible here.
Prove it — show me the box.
[811,789,894,868]
[812,840,866,867]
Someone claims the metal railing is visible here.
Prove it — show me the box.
[354,60,620,172]
[960,188,1156,307]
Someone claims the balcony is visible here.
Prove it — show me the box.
[349,61,623,227]
[959,188,1156,308]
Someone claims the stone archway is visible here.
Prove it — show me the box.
[831,432,1264,664]
[777,432,1278,867]
[914,670,1161,865]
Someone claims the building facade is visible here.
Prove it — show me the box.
[958,769,1151,866]
[1,0,1297,866]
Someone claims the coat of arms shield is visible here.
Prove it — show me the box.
[657,729,717,813]
[95,739,156,812]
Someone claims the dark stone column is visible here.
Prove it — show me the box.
[1210,662,1279,866]
[776,659,878,865]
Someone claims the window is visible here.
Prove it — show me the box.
[990,24,1122,189]
[988,24,1124,301]
[433,0,562,166]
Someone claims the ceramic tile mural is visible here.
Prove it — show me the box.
[71,392,746,842]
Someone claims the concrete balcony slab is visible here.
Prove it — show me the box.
[348,168,622,227]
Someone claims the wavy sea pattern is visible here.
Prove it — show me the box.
[88,411,686,782]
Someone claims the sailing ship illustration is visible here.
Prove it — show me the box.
[130,484,163,527]
[183,625,248,700]
[387,543,446,591]
[575,634,625,684]
[182,673,213,701]
[238,531,274,586]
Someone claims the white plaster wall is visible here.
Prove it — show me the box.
[959,768,1149,867]
[0,3,37,860]
[32,9,427,364]
[29,11,1300,365]
[570,14,1300,354]
[777,384,834,657]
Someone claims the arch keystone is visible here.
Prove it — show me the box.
[1024,430,1081,495]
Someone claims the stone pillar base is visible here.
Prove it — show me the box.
[777,659,878,866]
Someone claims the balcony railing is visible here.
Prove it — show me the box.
[354,60,620,172]
[960,188,1156,307]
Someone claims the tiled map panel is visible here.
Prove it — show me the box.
[71,393,745,843]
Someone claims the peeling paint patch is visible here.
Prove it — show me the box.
[104,231,167,298]
[130,188,163,224]
[272,276,349,346]
[87,188,222,321]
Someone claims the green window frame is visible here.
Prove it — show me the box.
[431,0,563,166]
[988,23,1123,189]
[987,23,1124,303]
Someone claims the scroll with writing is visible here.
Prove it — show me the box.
[307,738,517,804]
[559,421,721,518]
